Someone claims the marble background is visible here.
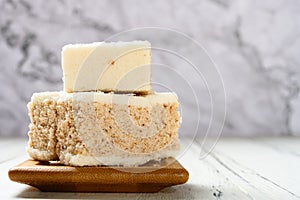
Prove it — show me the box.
[0,0,299,137]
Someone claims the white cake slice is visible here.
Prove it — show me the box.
[62,41,152,94]
[27,92,180,166]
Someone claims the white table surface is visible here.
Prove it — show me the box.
[1,137,299,200]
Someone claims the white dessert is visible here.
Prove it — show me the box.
[62,41,152,94]
[27,92,180,166]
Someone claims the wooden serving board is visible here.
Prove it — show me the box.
[8,157,189,193]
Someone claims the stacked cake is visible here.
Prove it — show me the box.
[27,41,181,166]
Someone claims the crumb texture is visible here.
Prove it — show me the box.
[27,92,181,166]
[27,94,59,161]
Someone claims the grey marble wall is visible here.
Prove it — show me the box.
[0,0,299,137]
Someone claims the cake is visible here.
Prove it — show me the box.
[62,41,152,94]
[27,40,181,167]
[27,91,180,166]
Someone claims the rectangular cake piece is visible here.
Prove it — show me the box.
[62,41,152,94]
[27,92,180,166]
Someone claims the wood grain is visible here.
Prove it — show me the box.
[8,158,189,193]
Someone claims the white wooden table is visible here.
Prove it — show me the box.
[1,137,299,199]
